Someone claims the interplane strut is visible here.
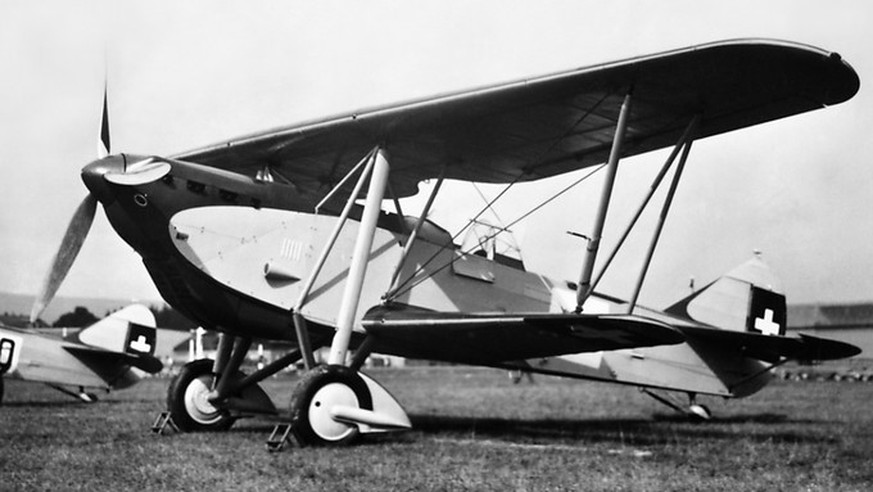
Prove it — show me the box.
[328,148,391,365]
[576,92,633,311]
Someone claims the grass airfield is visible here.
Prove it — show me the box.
[2,366,872,491]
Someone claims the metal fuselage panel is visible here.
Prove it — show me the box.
[89,156,769,397]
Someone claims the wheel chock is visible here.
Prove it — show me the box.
[151,411,179,435]
[266,423,303,452]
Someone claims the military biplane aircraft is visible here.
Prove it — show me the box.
[0,304,164,404]
[32,39,861,444]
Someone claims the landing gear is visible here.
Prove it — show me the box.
[279,148,409,446]
[288,365,371,446]
[285,364,411,446]
[167,359,234,432]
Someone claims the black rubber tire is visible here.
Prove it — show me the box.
[287,365,372,446]
[167,359,235,432]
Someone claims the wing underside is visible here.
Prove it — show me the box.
[361,307,685,365]
[174,39,858,201]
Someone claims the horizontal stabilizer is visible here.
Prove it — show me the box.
[64,345,163,374]
[362,306,684,364]
[681,326,860,363]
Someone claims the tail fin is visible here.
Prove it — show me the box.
[76,304,158,356]
[666,255,786,335]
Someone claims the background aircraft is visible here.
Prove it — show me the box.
[0,304,169,403]
[32,39,861,444]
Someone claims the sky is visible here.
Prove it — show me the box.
[1,0,871,310]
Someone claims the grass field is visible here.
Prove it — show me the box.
[2,366,872,491]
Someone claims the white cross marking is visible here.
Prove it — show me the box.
[130,335,152,353]
[754,309,781,336]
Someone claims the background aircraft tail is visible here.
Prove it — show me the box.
[665,254,786,335]
[76,304,158,357]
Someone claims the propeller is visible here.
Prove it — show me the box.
[29,85,111,325]
[29,194,98,324]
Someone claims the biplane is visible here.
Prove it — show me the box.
[1,304,165,403]
[32,39,860,444]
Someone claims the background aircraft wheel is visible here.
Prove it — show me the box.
[288,365,372,446]
[167,359,234,432]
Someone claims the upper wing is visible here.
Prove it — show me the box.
[175,39,858,200]
[681,326,861,363]
[361,306,684,364]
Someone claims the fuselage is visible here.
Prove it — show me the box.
[0,325,140,390]
[81,154,771,398]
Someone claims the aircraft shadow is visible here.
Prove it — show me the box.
[0,399,126,409]
[407,413,834,446]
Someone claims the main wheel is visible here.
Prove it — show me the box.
[288,365,372,446]
[167,359,235,432]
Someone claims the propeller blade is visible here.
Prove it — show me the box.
[98,84,111,158]
[30,194,98,324]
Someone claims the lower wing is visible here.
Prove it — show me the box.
[361,306,685,365]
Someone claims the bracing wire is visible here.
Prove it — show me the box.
[389,162,607,300]
[386,90,616,301]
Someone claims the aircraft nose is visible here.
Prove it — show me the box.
[81,155,125,204]
[81,154,171,204]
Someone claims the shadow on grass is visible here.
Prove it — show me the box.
[1,399,128,409]
[409,413,835,446]
[651,412,798,424]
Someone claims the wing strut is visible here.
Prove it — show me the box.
[384,167,445,301]
[327,148,391,365]
[576,92,633,312]
[314,148,378,214]
[628,116,699,313]
[587,117,700,297]
[293,147,379,369]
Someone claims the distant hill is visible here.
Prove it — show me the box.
[0,291,165,327]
